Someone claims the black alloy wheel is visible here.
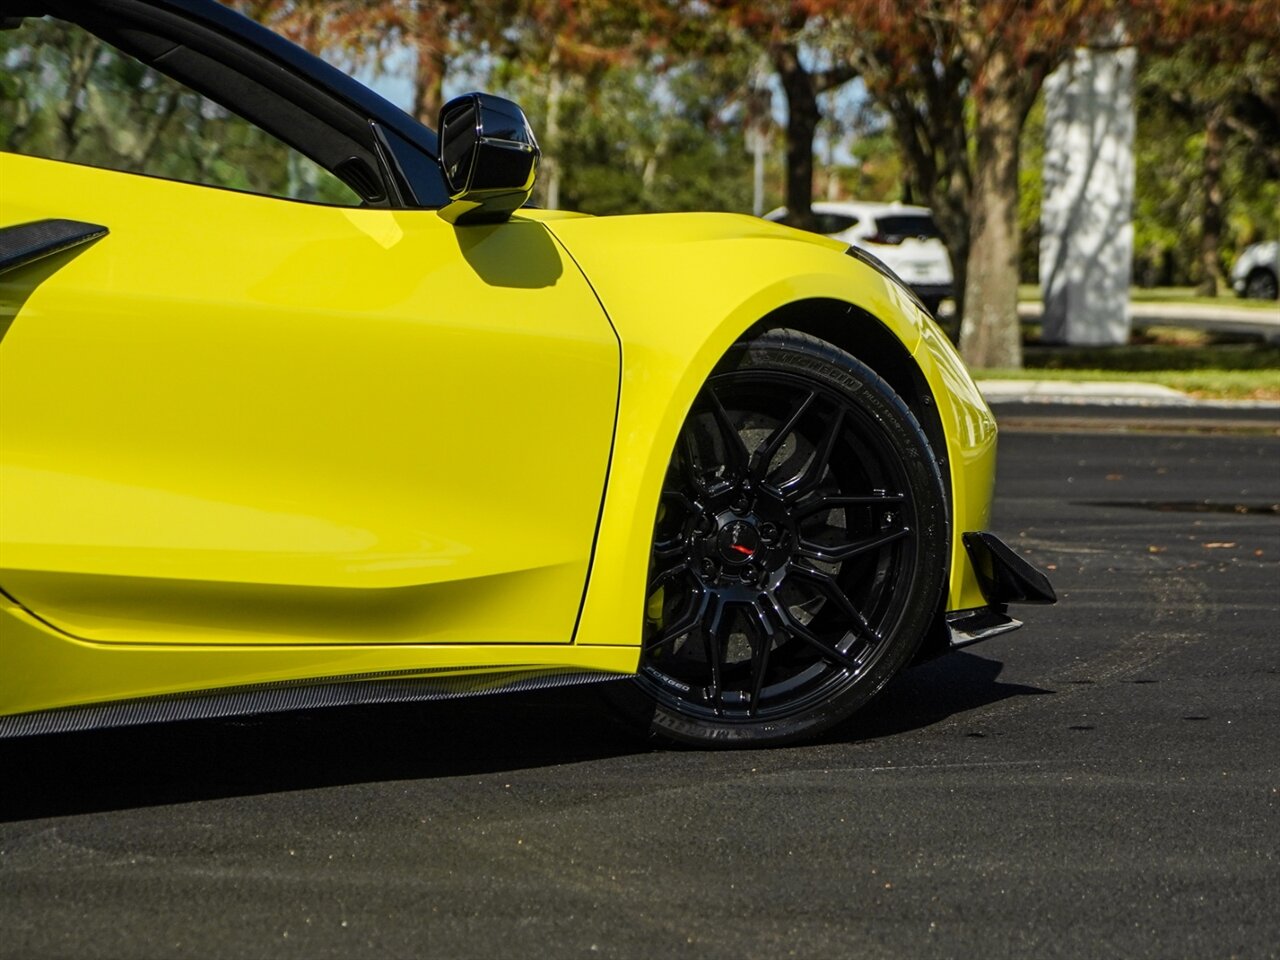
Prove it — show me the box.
[620,330,948,747]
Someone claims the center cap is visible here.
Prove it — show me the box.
[717,519,761,564]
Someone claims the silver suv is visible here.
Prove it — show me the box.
[1231,240,1279,300]
[765,201,954,315]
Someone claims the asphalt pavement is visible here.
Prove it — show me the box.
[2,408,1278,959]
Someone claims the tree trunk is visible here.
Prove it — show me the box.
[412,40,447,127]
[1197,105,1227,296]
[881,60,972,340]
[959,51,1025,369]
[58,33,103,159]
[927,174,971,342]
[130,91,180,170]
[944,229,970,342]
[541,48,564,209]
[773,43,819,231]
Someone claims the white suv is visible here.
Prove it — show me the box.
[1230,241,1279,300]
[765,201,954,315]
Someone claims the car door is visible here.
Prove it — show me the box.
[0,9,619,648]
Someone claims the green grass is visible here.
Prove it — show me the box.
[1016,284,1280,312]
[1021,340,1280,372]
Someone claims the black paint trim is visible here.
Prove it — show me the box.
[0,219,108,276]
[843,244,932,317]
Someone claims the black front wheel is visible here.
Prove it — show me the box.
[613,330,949,747]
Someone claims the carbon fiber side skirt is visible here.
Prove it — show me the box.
[0,668,624,739]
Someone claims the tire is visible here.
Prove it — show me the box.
[1244,269,1278,301]
[612,329,948,747]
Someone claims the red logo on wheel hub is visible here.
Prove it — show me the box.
[718,520,760,564]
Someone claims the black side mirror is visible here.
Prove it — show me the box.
[436,93,539,225]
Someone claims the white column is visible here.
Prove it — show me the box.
[1040,44,1137,345]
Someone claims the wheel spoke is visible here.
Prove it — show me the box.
[792,492,904,517]
[652,542,685,562]
[653,489,700,560]
[778,407,844,499]
[748,390,815,481]
[786,562,882,647]
[743,602,775,716]
[644,586,708,651]
[704,386,751,479]
[702,595,729,712]
[647,559,690,594]
[678,430,708,496]
[798,525,910,563]
[661,488,700,516]
[764,593,861,673]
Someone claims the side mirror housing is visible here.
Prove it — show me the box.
[436,93,539,225]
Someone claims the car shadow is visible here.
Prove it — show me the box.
[828,650,1051,743]
[454,218,564,288]
[0,652,1049,821]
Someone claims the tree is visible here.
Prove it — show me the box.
[488,0,639,209]
[844,0,1280,364]
[841,1,1123,367]
[248,0,481,125]
[496,57,756,215]
[0,14,352,203]
[663,2,859,230]
[1136,11,1280,294]
[850,13,972,332]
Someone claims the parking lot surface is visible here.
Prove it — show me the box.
[2,421,1278,959]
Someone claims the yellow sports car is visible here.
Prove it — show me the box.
[0,0,1053,746]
